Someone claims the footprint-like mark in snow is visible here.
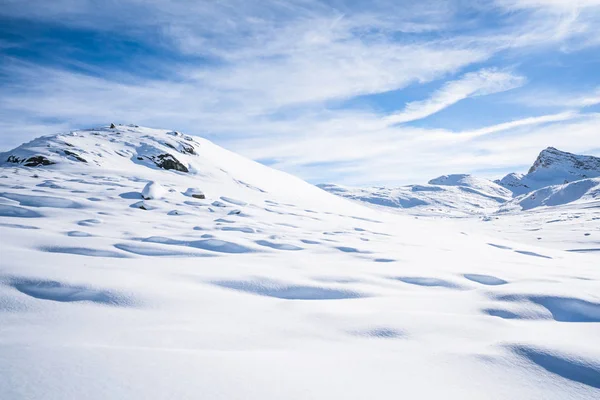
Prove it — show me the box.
[142,236,255,254]
[220,196,247,206]
[394,277,460,289]
[488,243,512,250]
[36,180,66,189]
[255,240,303,251]
[529,296,600,322]
[40,246,130,258]
[10,278,135,306]
[0,222,39,230]
[514,250,552,259]
[483,309,521,319]
[464,274,508,286]
[334,246,372,254]
[212,280,364,300]
[353,328,404,339]
[78,219,102,227]
[114,243,215,257]
[0,205,43,218]
[567,248,600,253]
[510,346,600,389]
[66,231,94,237]
[349,216,382,223]
[221,226,256,233]
[496,295,600,322]
[301,239,321,245]
[119,191,142,199]
[0,192,83,209]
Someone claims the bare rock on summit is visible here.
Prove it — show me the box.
[6,155,56,167]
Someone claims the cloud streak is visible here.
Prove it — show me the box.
[0,0,599,185]
[385,69,526,125]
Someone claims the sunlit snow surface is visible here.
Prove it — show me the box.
[0,126,599,399]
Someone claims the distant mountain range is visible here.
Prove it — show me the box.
[319,147,600,216]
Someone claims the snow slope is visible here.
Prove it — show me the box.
[496,147,600,196]
[318,174,512,216]
[1,126,599,399]
[501,178,600,212]
[321,148,600,215]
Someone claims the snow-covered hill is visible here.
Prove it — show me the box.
[318,174,512,216]
[496,147,600,196]
[1,126,599,399]
[321,148,600,215]
[500,177,600,212]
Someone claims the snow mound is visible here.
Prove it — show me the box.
[183,188,205,199]
[141,181,165,200]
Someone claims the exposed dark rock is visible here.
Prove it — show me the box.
[163,142,176,150]
[192,193,205,199]
[63,150,87,163]
[152,153,188,172]
[24,156,55,167]
[7,155,56,167]
[179,142,196,155]
[528,147,600,175]
[6,155,22,164]
[110,123,116,129]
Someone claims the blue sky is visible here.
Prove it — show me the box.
[1,0,599,185]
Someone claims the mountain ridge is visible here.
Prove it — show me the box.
[319,147,600,214]
[495,147,600,195]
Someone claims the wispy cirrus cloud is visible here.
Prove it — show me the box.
[385,69,526,125]
[0,0,599,185]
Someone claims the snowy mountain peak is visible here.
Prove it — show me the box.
[0,124,345,210]
[0,124,201,173]
[496,147,600,195]
[427,174,512,198]
[527,146,600,176]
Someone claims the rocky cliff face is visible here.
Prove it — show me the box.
[527,147,600,176]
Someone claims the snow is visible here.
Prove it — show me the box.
[500,178,600,211]
[1,125,599,399]
[141,181,165,200]
[317,175,512,216]
[183,187,205,198]
[496,147,600,195]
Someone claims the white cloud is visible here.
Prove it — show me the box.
[385,69,526,125]
[1,0,599,186]
[514,87,600,108]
